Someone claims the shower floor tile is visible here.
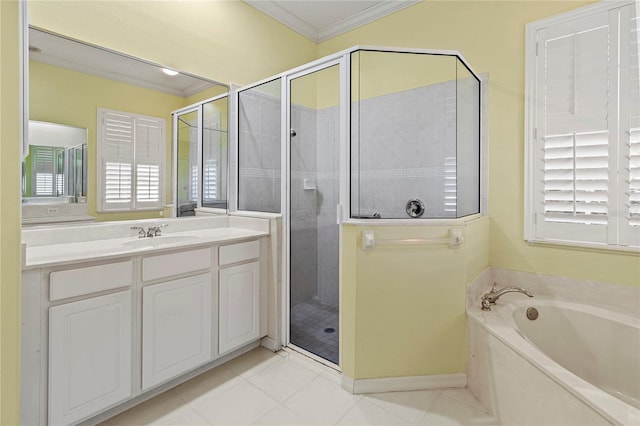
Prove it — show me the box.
[290,296,339,364]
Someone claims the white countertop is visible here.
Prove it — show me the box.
[24,227,268,269]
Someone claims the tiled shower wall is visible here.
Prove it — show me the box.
[315,107,340,302]
[290,103,318,305]
[290,103,340,304]
[238,90,281,213]
[351,80,479,219]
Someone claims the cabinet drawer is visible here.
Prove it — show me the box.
[50,261,133,301]
[219,240,259,266]
[142,248,212,282]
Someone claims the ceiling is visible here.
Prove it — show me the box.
[29,27,225,98]
[244,0,420,42]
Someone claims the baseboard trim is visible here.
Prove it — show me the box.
[342,373,467,394]
[261,336,281,352]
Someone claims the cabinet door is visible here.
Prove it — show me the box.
[49,291,132,426]
[219,261,260,354]
[142,273,212,390]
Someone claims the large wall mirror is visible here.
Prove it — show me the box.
[26,26,229,224]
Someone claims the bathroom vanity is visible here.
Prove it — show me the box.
[21,216,272,426]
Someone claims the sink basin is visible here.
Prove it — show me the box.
[122,235,199,249]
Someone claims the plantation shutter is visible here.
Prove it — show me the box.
[620,7,640,246]
[32,146,55,196]
[203,159,217,201]
[189,125,198,202]
[101,110,134,210]
[134,118,163,209]
[533,11,617,244]
[98,108,165,211]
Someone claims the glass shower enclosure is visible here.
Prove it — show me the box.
[234,47,481,367]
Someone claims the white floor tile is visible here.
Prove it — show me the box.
[224,347,281,379]
[284,375,361,424]
[108,389,190,426]
[247,357,320,402]
[173,364,242,405]
[101,348,495,426]
[420,394,497,426]
[283,348,335,375]
[364,390,440,424]
[437,388,491,415]
[337,398,411,425]
[164,406,210,426]
[252,404,314,425]
[320,366,344,386]
[190,380,278,425]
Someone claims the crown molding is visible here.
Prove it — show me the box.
[244,0,421,43]
[317,0,420,42]
[245,0,319,41]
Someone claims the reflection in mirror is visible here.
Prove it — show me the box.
[175,95,229,217]
[202,97,228,209]
[22,120,87,204]
[176,109,199,216]
[26,26,228,223]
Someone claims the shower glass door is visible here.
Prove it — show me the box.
[288,63,341,365]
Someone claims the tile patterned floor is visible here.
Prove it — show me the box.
[290,297,339,364]
[100,347,497,426]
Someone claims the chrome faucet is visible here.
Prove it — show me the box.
[481,282,534,311]
[131,226,147,238]
[130,224,168,238]
[146,224,167,237]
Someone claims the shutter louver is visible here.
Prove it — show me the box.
[542,131,609,224]
[203,160,217,200]
[105,162,132,203]
[630,129,640,226]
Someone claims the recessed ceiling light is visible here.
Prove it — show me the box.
[162,68,179,76]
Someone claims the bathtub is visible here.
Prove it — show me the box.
[468,297,640,425]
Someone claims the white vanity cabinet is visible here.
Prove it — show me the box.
[22,230,269,426]
[142,273,213,390]
[49,290,133,426]
[218,240,264,354]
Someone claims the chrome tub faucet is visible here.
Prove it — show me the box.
[481,282,534,311]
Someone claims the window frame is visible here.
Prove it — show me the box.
[97,108,166,212]
[524,0,639,252]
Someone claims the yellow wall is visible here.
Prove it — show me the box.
[351,50,457,101]
[340,218,489,379]
[321,0,640,288]
[27,0,317,87]
[30,61,188,221]
[0,1,22,423]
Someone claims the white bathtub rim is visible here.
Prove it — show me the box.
[468,299,640,426]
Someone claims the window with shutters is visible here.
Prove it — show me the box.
[97,108,166,211]
[30,145,65,197]
[525,1,640,250]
